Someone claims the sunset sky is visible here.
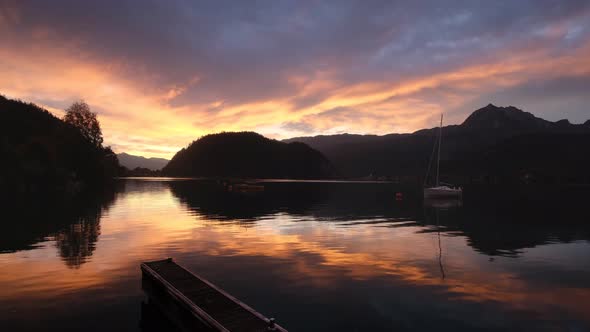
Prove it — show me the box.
[1,0,590,158]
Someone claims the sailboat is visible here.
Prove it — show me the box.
[424,114,463,199]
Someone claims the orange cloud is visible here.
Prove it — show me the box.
[1,22,590,158]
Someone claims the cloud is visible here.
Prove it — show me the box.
[1,0,590,157]
[281,120,316,134]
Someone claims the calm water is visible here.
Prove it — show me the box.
[1,179,590,331]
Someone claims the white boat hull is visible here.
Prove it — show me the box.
[424,186,463,198]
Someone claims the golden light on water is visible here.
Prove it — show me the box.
[1,182,588,325]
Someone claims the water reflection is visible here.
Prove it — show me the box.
[169,180,590,258]
[421,187,590,257]
[55,217,101,268]
[168,181,422,223]
[139,301,180,332]
[168,180,328,222]
[0,179,589,331]
[1,186,120,268]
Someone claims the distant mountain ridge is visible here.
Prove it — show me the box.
[284,104,590,182]
[460,104,588,132]
[163,132,335,178]
[117,153,169,170]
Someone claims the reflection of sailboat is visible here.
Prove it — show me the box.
[424,198,463,209]
[424,206,447,280]
[435,209,446,280]
[424,201,456,280]
[424,114,462,199]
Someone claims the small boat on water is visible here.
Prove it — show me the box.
[424,114,462,199]
[424,185,462,198]
[227,182,265,193]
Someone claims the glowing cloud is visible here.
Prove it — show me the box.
[1,1,590,157]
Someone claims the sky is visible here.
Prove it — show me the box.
[1,0,590,158]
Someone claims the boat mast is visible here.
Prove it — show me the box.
[436,114,442,186]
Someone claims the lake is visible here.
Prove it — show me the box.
[1,178,590,331]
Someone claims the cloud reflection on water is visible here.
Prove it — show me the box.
[0,179,589,331]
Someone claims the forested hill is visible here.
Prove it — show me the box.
[0,95,119,195]
[285,104,590,182]
[163,132,336,179]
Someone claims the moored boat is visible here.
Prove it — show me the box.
[424,185,462,198]
[424,114,462,199]
[225,181,265,193]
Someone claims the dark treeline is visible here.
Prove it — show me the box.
[4,94,590,186]
[163,132,336,179]
[0,95,119,196]
[286,104,590,184]
[119,166,163,177]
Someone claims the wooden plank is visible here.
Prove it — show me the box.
[141,258,288,332]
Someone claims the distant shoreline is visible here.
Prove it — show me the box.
[115,176,393,183]
[114,177,590,187]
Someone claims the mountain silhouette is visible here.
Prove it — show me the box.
[163,132,335,178]
[462,104,550,131]
[117,152,169,170]
[285,104,590,182]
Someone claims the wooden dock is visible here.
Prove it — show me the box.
[141,258,288,332]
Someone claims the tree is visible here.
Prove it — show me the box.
[64,100,103,147]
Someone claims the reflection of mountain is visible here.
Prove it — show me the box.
[1,185,120,267]
[168,180,424,223]
[169,180,590,258]
[168,180,330,222]
[421,186,590,257]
